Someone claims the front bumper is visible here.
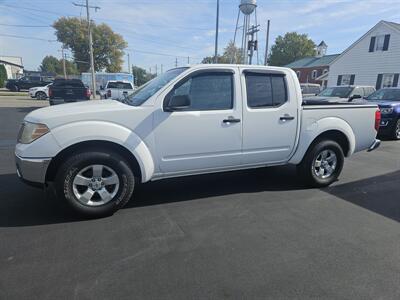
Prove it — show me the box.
[15,154,51,187]
[367,139,381,152]
[378,117,397,135]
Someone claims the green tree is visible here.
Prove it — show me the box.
[53,17,127,72]
[132,65,156,86]
[0,64,7,88]
[40,55,79,76]
[202,41,243,64]
[268,32,316,66]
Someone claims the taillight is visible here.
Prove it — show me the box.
[48,87,52,97]
[375,109,381,131]
[107,90,111,98]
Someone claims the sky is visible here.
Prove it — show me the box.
[1,0,400,73]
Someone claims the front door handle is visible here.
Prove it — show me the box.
[223,117,241,123]
[280,114,295,121]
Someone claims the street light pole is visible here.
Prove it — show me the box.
[214,0,219,63]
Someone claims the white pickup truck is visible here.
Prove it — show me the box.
[15,64,381,217]
[100,80,134,101]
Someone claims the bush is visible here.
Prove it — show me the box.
[0,64,7,88]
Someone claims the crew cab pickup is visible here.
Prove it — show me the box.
[48,79,91,105]
[100,80,134,101]
[15,65,381,217]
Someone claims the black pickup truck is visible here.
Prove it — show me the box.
[6,75,53,91]
[48,79,91,105]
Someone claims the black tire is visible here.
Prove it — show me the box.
[55,150,135,217]
[36,91,47,100]
[392,119,400,140]
[297,139,344,187]
[12,85,19,92]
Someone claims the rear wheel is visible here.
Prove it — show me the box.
[298,140,344,187]
[35,91,47,100]
[392,119,400,140]
[55,150,135,217]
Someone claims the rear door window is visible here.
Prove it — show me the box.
[246,73,287,108]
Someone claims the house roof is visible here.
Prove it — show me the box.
[0,59,24,68]
[318,41,327,47]
[329,20,400,65]
[284,54,340,68]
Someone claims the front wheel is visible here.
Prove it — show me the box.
[298,140,344,187]
[55,150,135,217]
[36,91,47,100]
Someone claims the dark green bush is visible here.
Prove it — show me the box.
[0,64,7,88]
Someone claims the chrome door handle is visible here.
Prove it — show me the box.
[223,117,241,123]
[280,114,295,121]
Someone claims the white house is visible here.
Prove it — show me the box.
[328,21,400,89]
[0,56,24,79]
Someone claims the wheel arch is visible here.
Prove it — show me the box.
[46,140,147,183]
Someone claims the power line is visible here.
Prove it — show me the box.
[0,23,51,28]
[0,33,57,42]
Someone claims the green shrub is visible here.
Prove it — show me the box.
[0,64,7,88]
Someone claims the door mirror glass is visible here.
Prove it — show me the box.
[166,95,191,111]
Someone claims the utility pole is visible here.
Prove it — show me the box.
[161,64,163,74]
[155,64,158,75]
[73,0,100,99]
[175,57,178,67]
[247,25,260,65]
[127,53,130,74]
[187,56,190,64]
[214,0,219,63]
[264,20,270,66]
[61,46,67,79]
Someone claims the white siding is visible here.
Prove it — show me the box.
[328,22,400,88]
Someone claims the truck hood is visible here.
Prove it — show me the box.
[25,100,146,129]
[365,99,400,107]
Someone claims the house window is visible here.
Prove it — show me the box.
[376,35,385,51]
[341,74,351,85]
[382,74,394,88]
[311,70,317,79]
[369,34,390,52]
[323,69,328,74]
[296,71,301,78]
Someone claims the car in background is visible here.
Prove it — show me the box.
[100,80,134,101]
[29,83,52,100]
[365,88,400,140]
[48,79,91,106]
[300,83,321,97]
[5,75,53,92]
[303,85,376,104]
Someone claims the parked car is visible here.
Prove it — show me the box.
[100,80,134,101]
[303,85,376,104]
[15,64,380,217]
[48,79,91,105]
[365,88,400,140]
[300,83,321,97]
[29,83,52,100]
[5,75,52,91]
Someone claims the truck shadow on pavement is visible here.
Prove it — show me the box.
[0,168,399,227]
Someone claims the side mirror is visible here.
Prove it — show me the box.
[100,86,104,90]
[349,94,362,101]
[165,95,191,112]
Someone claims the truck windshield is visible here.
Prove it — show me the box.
[318,87,353,98]
[366,89,400,101]
[126,67,188,106]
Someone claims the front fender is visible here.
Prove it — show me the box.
[289,117,356,165]
[51,121,155,182]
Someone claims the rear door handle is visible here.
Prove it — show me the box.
[280,114,295,121]
[223,117,241,123]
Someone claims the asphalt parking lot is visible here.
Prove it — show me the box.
[0,95,399,299]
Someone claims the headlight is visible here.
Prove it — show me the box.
[380,107,394,114]
[18,121,49,144]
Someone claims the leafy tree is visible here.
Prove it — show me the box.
[0,64,7,88]
[268,32,316,66]
[53,17,127,72]
[202,41,243,64]
[132,65,156,86]
[40,55,79,76]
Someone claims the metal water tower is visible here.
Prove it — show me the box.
[232,0,259,64]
